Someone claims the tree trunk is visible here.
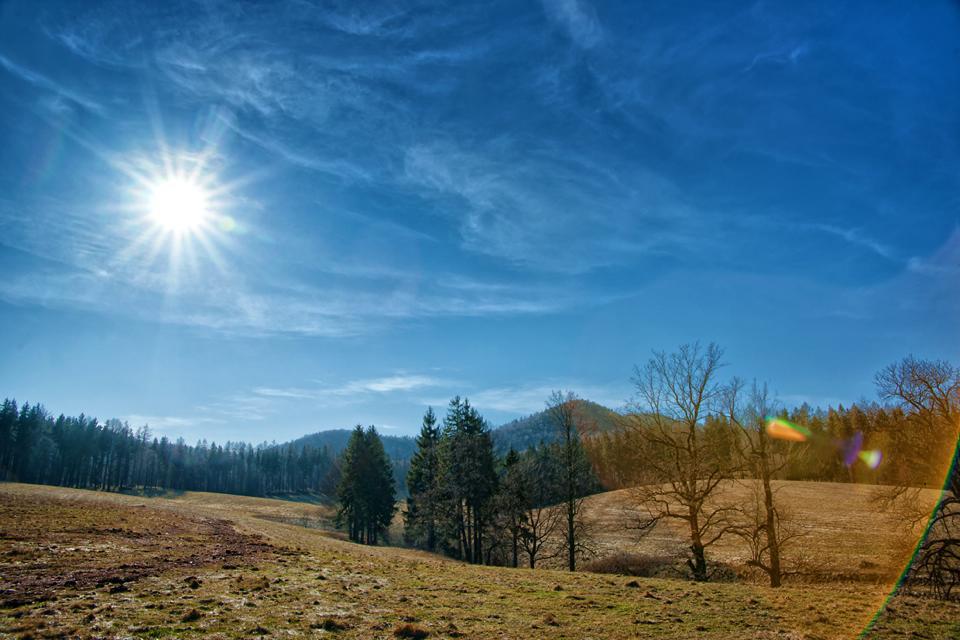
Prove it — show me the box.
[688,510,708,581]
[761,453,782,587]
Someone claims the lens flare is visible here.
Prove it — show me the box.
[843,431,864,467]
[766,416,883,471]
[858,449,883,470]
[765,416,811,442]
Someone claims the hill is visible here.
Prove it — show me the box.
[289,429,417,496]
[491,399,621,454]
[289,398,620,460]
[289,428,417,461]
[1,482,956,639]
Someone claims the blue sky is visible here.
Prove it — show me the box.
[0,0,957,442]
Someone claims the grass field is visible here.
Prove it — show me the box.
[574,480,942,582]
[1,482,958,639]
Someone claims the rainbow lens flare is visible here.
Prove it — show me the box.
[843,431,864,466]
[764,416,811,442]
[858,449,883,470]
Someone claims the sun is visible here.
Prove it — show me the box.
[147,177,211,232]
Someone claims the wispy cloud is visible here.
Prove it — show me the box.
[0,189,602,337]
[123,414,222,431]
[423,380,630,416]
[253,374,450,403]
[540,0,603,49]
[808,224,896,261]
[403,140,700,272]
[222,117,373,182]
[743,42,810,73]
[0,54,103,113]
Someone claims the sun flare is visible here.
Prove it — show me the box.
[120,149,241,289]
[148,177,211,232]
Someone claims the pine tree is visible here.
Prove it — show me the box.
[335,426,397,545]
[497,448,528,567]
[437,397,497,563]
[0,399,17,479]
[405,407,441,550]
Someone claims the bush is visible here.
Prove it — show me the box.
[394,623,429,639]
[582,552,678,578]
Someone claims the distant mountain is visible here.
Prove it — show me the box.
[290,429,417,460]
[286,400,621,493]
[491,399,621,454]
[289,429,417,497]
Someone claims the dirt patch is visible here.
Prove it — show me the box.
[0,491,275,607]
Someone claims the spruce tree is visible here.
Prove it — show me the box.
[438,397,497,563]
[405,407,441,550]
[335,425,396,545]
[498,447,527,567]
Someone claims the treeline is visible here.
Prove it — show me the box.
[0,399,339,497]
[400,394,599,568]
[588,399,952,491]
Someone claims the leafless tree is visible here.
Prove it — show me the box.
[519,503,564,569]
[875,356,960,600]
[546,390,595,571]
[722,379,805,587]
[626,342,734,581]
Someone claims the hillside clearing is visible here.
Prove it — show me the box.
[1,482,957,639]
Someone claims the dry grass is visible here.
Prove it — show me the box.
[575,480,941,582]
[0,482,957,639]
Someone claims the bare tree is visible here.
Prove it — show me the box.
[546,390,595,571]
[627,342,733,581]
[875,356,960,600]
[519,503,565,568]
[723,379,805,587]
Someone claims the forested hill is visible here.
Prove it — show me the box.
[290,430,417,496]
[0,395,618,502]
[290,399,621,461]
[290,429,417,460]
[491,400,621,454]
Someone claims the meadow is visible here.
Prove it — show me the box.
[1,482,958,639]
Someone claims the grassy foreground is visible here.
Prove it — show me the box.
[1,483,957,639]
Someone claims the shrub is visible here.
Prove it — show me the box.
[582,552,678,578]
[393,622,429,639]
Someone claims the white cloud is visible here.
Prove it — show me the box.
[252,374,451,404]
[347,375,444,394]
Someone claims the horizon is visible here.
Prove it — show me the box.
[1,0,958,442]
[0,383,915,447]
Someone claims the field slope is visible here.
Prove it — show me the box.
[1,482,957,639]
